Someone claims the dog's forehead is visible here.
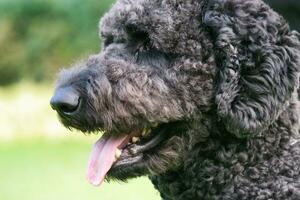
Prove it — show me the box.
[100,0,206,54]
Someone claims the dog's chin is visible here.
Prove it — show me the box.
[106,154,148,181]
[106,125,185,182]
[57,112,184,185]
[104,124,174,180]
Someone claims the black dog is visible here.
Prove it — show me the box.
[51,0,300,199]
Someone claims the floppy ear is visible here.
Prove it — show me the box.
[203,0,300,137]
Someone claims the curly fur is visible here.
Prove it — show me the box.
[53,0,300,199]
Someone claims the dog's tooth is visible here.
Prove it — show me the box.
[115,149,122,159]
[142,129,147,137]
[142,129,151,137]
[132,137,140,143]
[152,123,159,128]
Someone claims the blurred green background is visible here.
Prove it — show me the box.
[0,0,299,200]
[0,0,160,199]
[0,0,112,86]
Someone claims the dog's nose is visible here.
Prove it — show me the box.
[50,87,80,114]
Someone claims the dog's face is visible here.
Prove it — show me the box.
[51,0,216,185]
[50,0,300,187]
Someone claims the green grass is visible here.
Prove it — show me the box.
[0,139,160,200]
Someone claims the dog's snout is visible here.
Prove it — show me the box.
[50,87,80,114]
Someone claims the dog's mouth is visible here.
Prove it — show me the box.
[86,123,167,186]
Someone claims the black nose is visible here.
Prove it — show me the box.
[50,87,80,114]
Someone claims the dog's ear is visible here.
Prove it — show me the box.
[203,1,300,137]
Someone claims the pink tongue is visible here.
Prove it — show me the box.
[86,134,129,186]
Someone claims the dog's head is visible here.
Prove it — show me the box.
[50,0,300,186]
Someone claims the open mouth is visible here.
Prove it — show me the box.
[86,123,167,186]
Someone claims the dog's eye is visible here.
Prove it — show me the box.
[103,35,114,47]
[125,24,149,42]
[87,77,92,84]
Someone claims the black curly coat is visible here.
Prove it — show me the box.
[51,0,300,199]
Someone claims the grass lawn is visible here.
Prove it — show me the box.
[0,139,160,200]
